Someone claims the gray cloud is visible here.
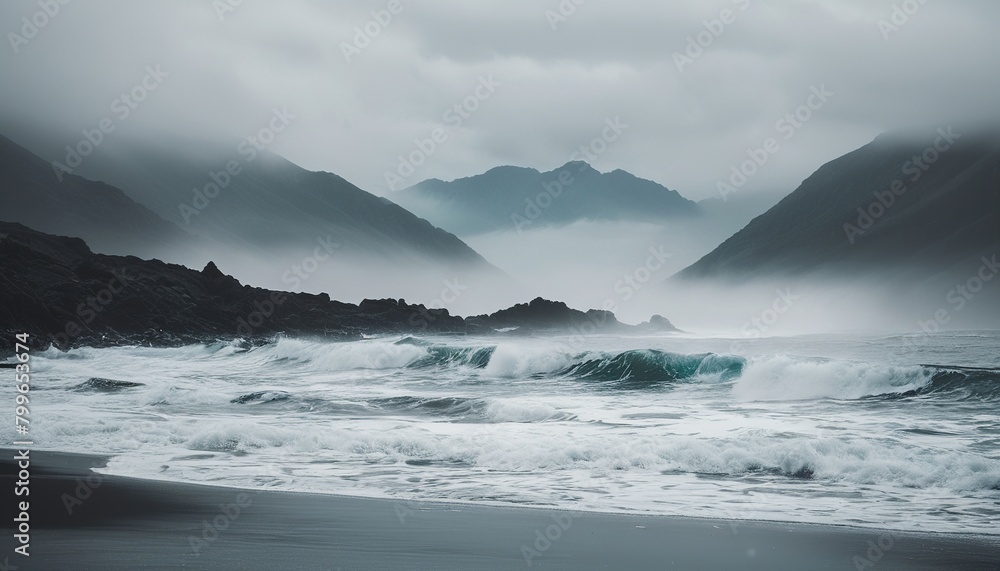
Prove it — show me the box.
[2,0,998,200]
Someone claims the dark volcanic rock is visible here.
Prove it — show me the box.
[75,378,145,392]
[468,297,626,334]
[0,222,677,350]
[637,314,679,333]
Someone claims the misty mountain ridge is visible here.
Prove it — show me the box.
[71,139,489,267]
[0,134,188,259]
[674,127,1000,322]
[392,160,700,236]
[0,134,526,313]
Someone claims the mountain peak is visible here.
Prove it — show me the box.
[559,160,597,173]
[483,165,540,176]
[677,127,1000,284]
[202,261,225,279]
[392,160,699,235]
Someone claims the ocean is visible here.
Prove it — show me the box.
[19,331,1000,535]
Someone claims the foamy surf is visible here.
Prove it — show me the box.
[14,331,1000,535]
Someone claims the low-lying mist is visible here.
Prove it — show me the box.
[130,226,998,338]
[462,214,776,324]
[660,270,1000,338]
[161,241,529,318]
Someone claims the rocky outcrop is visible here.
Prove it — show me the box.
[0,222,676,351]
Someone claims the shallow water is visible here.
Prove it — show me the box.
[17,331,1000,534]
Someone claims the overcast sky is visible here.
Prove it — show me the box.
[2,0,999,200]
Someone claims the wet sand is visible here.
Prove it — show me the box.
[1,449,997,570]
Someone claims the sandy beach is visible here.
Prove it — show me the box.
[2,449,997,570]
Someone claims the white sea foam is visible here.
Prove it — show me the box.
[482,399,568,423]
[16,332,1000,534]
[269,337,427,370]
[481,343,576,377]
[732,355,932,401]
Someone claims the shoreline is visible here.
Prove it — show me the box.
[3,449,998,570]
[33,450,1000,542]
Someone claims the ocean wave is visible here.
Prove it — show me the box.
[170,423,1000,492]
[231,390,292,404]
[408,345,496,369]
[920,366,1000,401]
[228,338,1000,402]
[41,338,1000,403]
[27,406,1000,492]
[559,350,745,389]
[731,357,1000,402]
[370,396,574,423]
[731,356,933,401]
[267,337,427,370]
[482,344,577,377]
[370,396,486,419]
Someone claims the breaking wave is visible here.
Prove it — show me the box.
[253,338,1000,401]
[40,338,1000,403]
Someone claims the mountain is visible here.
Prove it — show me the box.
[0,134,188,258]
[73,139,492,268]
[0,222,672,349]
[677,128,1000,284]
[392,162,699,236]
[38,136,524,313]
[694,190,785,234]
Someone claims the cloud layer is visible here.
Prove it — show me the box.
[2,0,998,200]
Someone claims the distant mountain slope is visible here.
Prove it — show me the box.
[0,135,187,258]
[677,129,1000,281]
[54,138,525,313]
[75,141,492,268]
[393,162,699,235]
